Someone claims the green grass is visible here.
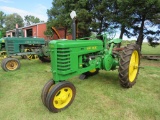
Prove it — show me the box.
[0,48,160,120]
[141,43,160,54]
[122,40,160,54]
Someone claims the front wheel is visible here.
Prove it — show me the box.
[46,81,76,113]
[41,80,55,107]
[1,58,21,71]
[118,44,140,88]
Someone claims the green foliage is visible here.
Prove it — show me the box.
[24,15,44,26]
[5,13,24,31]
[0,11,6,37]
[0,11,6,28]
[0,11,44,34]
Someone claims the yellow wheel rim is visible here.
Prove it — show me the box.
[0,51,7,58]
[53,87,73,109]
[27,54,38,60]
[129,50,139,82]
[24,49,38,60]
[6,60,18,70]
[89,69,96,73]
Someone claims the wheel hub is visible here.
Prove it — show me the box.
[129,50,139,82]
[53,87,72,109]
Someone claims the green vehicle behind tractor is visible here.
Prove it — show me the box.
[0,28,50,71]
[41,11,140,113]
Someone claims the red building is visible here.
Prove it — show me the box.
[6,23,72,40]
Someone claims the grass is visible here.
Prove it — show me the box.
[122,40,160,54]
[141,43,160,54]
[0,45,160,120]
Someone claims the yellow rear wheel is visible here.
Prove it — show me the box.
[129,50,139,82]
[24,49,38,60]
[119,44,140,88]
[46,81,76,113]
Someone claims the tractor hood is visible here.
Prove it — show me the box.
[49,39,103,49]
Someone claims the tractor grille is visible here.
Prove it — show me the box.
[57,48,71,71]
[7,41,14,53]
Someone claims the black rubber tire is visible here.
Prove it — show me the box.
[41,80,54,107]
[38,56,51,63]
[46,81,76,113]
[1,58,21,71]
[118,44,140,88]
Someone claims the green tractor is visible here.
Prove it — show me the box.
[0,28,50,71]
[41,11,140,113]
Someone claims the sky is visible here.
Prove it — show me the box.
[0,0,53,22]
[0,0,156,41]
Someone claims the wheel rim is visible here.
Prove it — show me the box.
[89,69,96,73]
[53,87,73,109]
[6,60,18,70]
[129,50,139,82]
[27,54,38,60]
[25,49,38,60]
[0,51,6,58]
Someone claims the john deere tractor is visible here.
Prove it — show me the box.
[0,28,51,71]
[41,11,140,113]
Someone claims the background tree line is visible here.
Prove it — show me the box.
[0,11,44,37]
[47,0,160,49]
[0,0,160,49]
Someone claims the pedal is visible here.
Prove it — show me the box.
[79,74,87,80]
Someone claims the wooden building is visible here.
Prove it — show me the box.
[6,23,73,40]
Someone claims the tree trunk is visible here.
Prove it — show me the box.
[64,27,67,39]
[117,25,125,48]
[136,15,145,51]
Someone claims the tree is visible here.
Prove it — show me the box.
[111,0,160,49]
[24,15,44,26]
[46,0,93,38]
[0,11,6,27]
[46,0,73,38]
[5,13,24,31]
[0,11,6,37]
[130,0,160,50]
[47,0,160,51]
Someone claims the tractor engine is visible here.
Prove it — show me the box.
[49,39,105,82]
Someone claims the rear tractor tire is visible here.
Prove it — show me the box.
[118,44,140,88]
[46,81,76,113]
[1,58,21,71]
[38,56,50,62]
